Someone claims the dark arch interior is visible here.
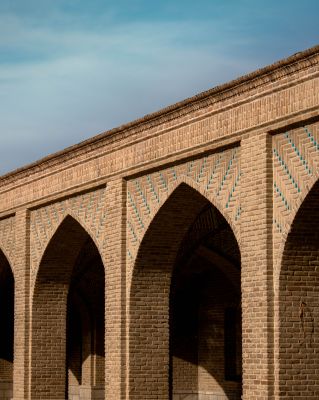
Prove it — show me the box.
[67,237,105,400]
[130,183,242,400]
[170,204,242,400]
[0,249,14,399]
[31,216,105,400]
[279,180,319,399]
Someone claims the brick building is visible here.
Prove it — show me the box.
[0,45,319,399]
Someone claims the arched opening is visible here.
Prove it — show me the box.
[0,249,14,400]
[129,183,242,399]
[31,216,105,400]
[279,180,319,398]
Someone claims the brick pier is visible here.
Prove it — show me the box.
[0,45,319,399]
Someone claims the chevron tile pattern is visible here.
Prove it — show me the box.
[273,121,319,236]
[127,147,241,264]
[30,187,107,280]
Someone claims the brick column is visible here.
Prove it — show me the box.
[240,132,274,399]
[13,209,30,400]
[103,178,126,400]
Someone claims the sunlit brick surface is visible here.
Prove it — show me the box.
[0,46,318,399]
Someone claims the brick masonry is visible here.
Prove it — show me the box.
[0,46,318,399]
[0,216,15,270]
[126,146,241,268]
[29,186,108,289]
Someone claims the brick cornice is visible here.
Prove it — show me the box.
[0,45,319,188]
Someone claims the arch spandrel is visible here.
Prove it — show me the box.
[0,246,14,281]
[126,147,241,271]
[0,244,14,279]
[30,187,108,288]
[0,216,16,274]
[273,120,319,280]
[128,179,241,285]
[33,215,94,285]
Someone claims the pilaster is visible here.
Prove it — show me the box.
[103,178,127,400]
[240,131,274,399]
[13,209,30,400]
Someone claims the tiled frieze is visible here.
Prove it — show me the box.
[30,187,107,283]
[127,147,241,266]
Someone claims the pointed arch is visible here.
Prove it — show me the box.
[31,215,105,399]
[0,242,15,277]
[276,175,319,281]
[0,247,14,399]
[166,176,241,244]
[0,246,13,273]
[34,211,104,282]
[129,182,242,399]
[128,177,241,270]
[278,179,319,398]
[276,172,319,279]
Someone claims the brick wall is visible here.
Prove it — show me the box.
[0,47,317,399]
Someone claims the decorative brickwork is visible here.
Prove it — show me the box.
[30,187,107,287]
[273,120,319,237]
[273,119,319,310]
[0,46,318,399]
[0,216,15,269]
[127,147,241,268]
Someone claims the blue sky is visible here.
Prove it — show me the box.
[1,0,319,175]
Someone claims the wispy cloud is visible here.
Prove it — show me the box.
[0,0,318,174]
